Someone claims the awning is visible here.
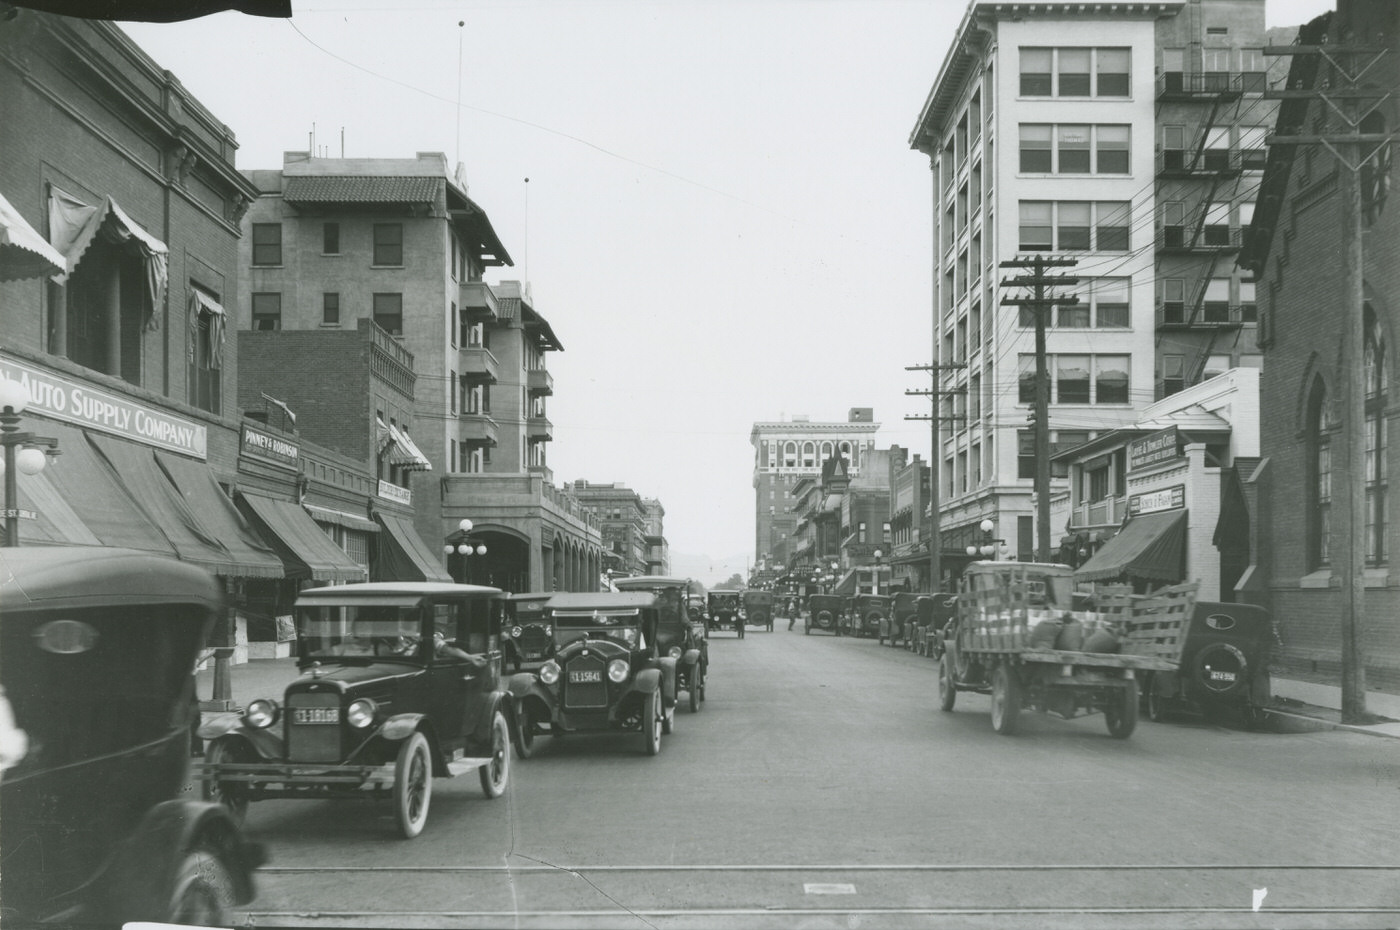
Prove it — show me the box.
[155,452,284,578]
[0,191,66,281]
[49,189,168,322]
[832,569,858,597]
[188,290,227,364]
[389,423,432,471]
[33,420,175,555]
[236,491,367,583]
[1074,510,1187,584]
[87,433,246,576]
[372,511,452,583]
[304,503,380,533]
[13,468,102,546]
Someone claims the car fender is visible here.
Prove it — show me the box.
[657,655,678,704]
[471,691,513,746]
[633,667,662,694]
[104,799,265,920]
[197,715,282,760]
[682,647,701,667]
[380,712,427,741]
[507,671,538,698]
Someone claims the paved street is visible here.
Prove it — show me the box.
[228,626,1400,929]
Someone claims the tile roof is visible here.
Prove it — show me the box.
[283,176,440,204]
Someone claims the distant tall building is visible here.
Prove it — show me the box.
[749,411,880,567]
[909,0,1276,565]
[571,481,666,577]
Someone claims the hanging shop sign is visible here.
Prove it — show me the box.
[0,354,206,458]
[1128,426,1181,472]
[240,424,299,470]
[1129,484,1185,515]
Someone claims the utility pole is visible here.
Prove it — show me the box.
[1265,32,1393,723]
[999,255,1079,563]
[907,362,965,591]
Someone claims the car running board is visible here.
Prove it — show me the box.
[445,756,492,777]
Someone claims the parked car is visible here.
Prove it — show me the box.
[504,592,555,672]
[196,582,515,839]
[805,594,844,635]
[613,575,707,711]
[913,594,959,655]
[886,592,921,647]
[742,590,776,632]
[707,591,743,637]
[507,592,680,756]
[1140,600,1278,728]
[853,594,891,640]
[1,547,263,926]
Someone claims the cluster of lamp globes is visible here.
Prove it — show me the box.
[443,518,487,557]
[0,379,52,480]
[966,518,1010,558]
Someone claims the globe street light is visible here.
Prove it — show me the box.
[0,379,60,547]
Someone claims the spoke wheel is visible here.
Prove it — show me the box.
[689,674,701,712]
[642,691,662,755]
[394,731,432,838]
[1145,674,1170,722]
[202,737,251,825]
[513,703,535,759]
[990,664,1022,735]
[1105,680,1139,739]
[479,710,510,799]
[938,654,957,712]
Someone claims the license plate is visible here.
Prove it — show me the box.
[1209,670,1236,682]
[569,670,602,683]
[293,707,339,725]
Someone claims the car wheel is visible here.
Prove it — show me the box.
[513,704,535,759]
[662,701,675,735]
[1105,680,1139,739]
[990,665,1021,735]
[202,737,251,826]
[688,676,701,712]
[938,654,957,712]
[1144,674,1170,722]
[168,846,235,926]
[642,691,662,756]
[394,731,432,838]
[479,710,510,799]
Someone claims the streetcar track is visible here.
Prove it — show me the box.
[255,862,1399,873]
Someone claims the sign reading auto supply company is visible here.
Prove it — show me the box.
[0,354,206,458]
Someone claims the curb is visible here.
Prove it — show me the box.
[1263,706,1400,739]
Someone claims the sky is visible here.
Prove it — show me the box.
[119,0,1336,583]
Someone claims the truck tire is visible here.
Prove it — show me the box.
[1105,680,1139,738]
[938,654,957,712]
[990,665,1021,735]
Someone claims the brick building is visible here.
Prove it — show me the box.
[570,481,667,578]
[1238,0,1399,693]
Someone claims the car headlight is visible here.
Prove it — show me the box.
[511,626,523,638]
[667,645,682,659]
[346,698,377,729]
[540,660,561,684]
[607,658,630,683]
[543,625,552,636]
[244,698,279,729]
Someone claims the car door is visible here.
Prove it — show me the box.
[425,601,479,752]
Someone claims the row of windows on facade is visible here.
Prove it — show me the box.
[252,221,482,283]
[761,439,866,470]
[445,380,548,419]
[1012,124,1270,176]
[1309,308,1389,568]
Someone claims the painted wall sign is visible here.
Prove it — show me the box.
[1129,484,1185,515]
[240,424,299,469]
[0,354,207,458]
[1128,426,1181,472]
[377,480,412,505]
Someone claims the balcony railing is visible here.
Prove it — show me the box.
[459,413,499,446]
[1157,71,1244,101]
[460,281,499,323]
[1158,301,1244,329]
[527,368,554,396]
[459,346,500,383]
[527,415,553,441]
[1156,149,1242,179]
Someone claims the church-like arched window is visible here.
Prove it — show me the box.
[783,441,798,467]
[801,441,816,468]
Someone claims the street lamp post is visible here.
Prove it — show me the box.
[872,548,884,596]
[0,379,60,547]
[443,518,488,584]
[964,518,1008,560]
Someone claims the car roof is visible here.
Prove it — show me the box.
[508,592,554,603]
[547,591,659,611]
[0,546,224,613]
[613,575,693,589]
[297,581,503,607]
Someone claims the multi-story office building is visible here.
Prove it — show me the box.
[570,481,664,577]
[909,0,1273,573]
[238,152,601,592]
[642,498,670,575]
[750,410,880,568]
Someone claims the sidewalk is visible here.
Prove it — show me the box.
[197,656,1400,739]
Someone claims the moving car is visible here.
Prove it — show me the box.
[707,590,743,637]
[1,547,263,926]
[508,592,680,755]
[504,592,555,672]
[196,582,515,839]
[742,590,776,632]
[886,592,920,647]
[805,594,843,635]
[1140,600,1278,728]
[613,575,707,711]
[853,594,891,640]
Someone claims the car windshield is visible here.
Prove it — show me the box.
[297,605,424,660]
[553,609,640,629]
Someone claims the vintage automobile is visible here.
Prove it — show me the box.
[853,594,891,640]
[742,590,776,632]
[1140,600,1278,728]
[504,592,556,672]
[507,592,681,756]
[885,592,921,647]
[913,594,959,655]
[707,590,744,637]
[686,593,709,635]
[1,547,263,926]
[805,593,844,635]
[196,582,515,839]
[613,575,708,711]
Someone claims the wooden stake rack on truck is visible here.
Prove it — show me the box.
[935,561,1197,738]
